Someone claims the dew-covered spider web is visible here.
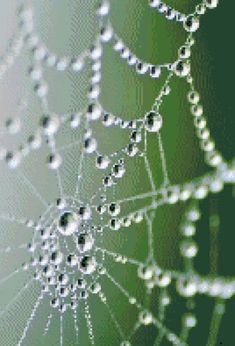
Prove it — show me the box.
[0,0,234,345]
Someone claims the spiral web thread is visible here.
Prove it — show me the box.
[0,0,234,345]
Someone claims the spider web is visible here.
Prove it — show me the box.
[0,0,234,345]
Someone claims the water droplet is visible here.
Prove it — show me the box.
[139,310,153,325]
[183,15,200,32]
[58,212,79,236]
[145,111,163,132]
[77,233,94,253]
[174,60,191,77]
[79,256,97,275]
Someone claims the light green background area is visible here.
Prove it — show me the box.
[0,1,234,345]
